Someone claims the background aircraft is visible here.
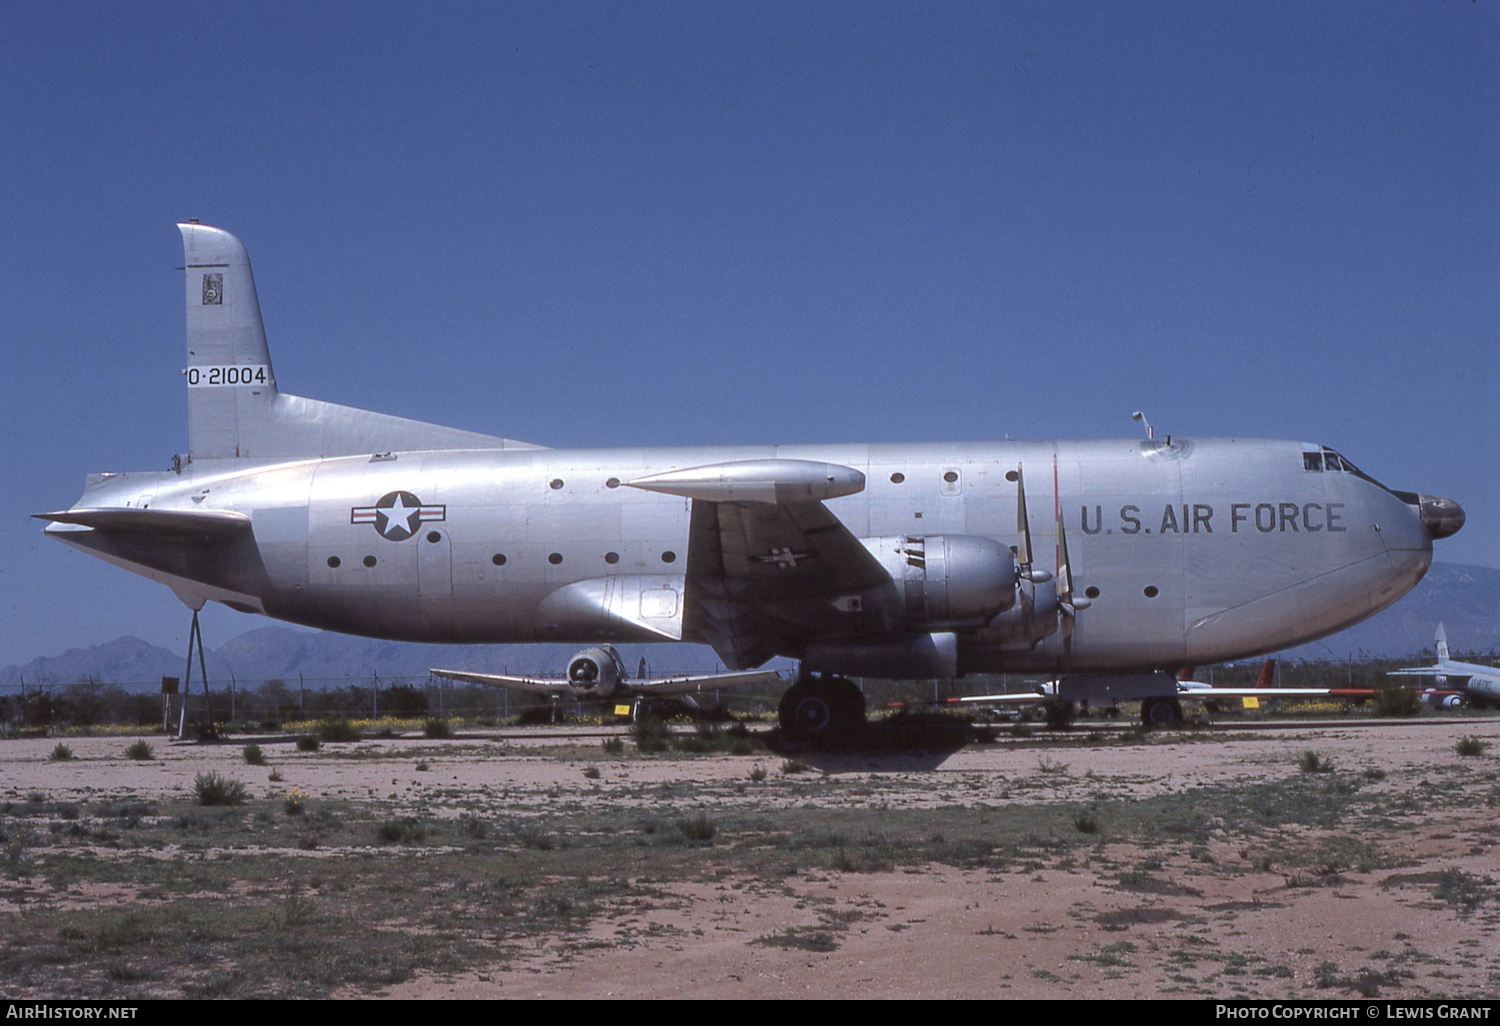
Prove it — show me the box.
[948,658,1376,724]
[432,645,783,717]
[1388,625,1500,708]
[37,225,1463,742]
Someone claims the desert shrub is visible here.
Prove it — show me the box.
[1299,750,1334,774]
[631,717,671,754]
[601,737,624,754]
[1374,686,1421,718]
[676,813,717,843]
[1455,736,1489,757]
[780,759,811,775]
[1073,808,1100,834]
[749,765,768,782]
[242,744,266,766]
[422,718,452,739]
[375,818,426,844]
[1043,700,1077,730]
[124,740,154,761]
[315,719,360,742]
[193,772,248,806]
[583,765,601,779]
[295,734,321,752]
[48,743,74,762]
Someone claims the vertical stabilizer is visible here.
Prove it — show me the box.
[175,223,545,461]
[179,222,278,459]
[1435,623,1450,662]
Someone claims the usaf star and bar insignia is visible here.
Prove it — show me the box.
[351,491,446,541]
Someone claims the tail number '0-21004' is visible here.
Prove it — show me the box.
[186,365,270,388]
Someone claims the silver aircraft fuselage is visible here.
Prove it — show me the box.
[53,436,1435,674]
[41,224,1461,680]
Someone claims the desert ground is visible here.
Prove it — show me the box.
[1,713,1498,1000]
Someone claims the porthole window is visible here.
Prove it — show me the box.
[548,552,563,565]
[605,551,620,564]
[1085,586,1100,599]
[1143,585,1159,598]
[549,478,564,490]
[890,472,905,484]
[661,550,677,563]
[491,553,506,566]
[426,532,441,544]
[943,470,959,484]
[606,477,620,489]
[1005,470,1019,482]
[363,555,377,568]
[326,556,341,569]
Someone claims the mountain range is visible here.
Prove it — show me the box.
[4,561,1495,687]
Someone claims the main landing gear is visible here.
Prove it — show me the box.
[1140,696,1183,728]
[778,674,866,745]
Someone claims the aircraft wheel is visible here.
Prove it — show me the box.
[1141,697,1182,728]
[779,677,866,744]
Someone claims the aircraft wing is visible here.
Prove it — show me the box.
[429,669,571,695]
[622,669,786,696]
[628,460,888,670]
[429,667,785,697]
[952,685,1373,705]
[950,691,1053,706]
[1389,661,1495,680]
[1176,687,1374,700]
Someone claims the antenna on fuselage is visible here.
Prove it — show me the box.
[1131,411,1154,440]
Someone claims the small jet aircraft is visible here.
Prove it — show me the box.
[1388,625,1500,708]
[37,225,1464,742]
[432,645,784,717]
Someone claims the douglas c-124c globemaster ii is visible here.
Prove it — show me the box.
[38,225,1465,738]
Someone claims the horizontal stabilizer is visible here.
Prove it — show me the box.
[34,507,252,535]
[430,667,784,697]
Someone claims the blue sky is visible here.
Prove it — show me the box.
[2,1,1495,667]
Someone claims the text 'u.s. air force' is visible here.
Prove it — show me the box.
[1079,503,1347,535]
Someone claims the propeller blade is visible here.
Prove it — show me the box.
[1014,463,1033,571]
[1053,456,1074,607]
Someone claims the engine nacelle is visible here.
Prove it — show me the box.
[862,534,1018,631]
[565,645,629,698]
[1419,689,1465,709]
[976,577,1062,651]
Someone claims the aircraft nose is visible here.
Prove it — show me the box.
[1416,494,1465,540]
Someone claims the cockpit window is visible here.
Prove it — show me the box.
[1323,449,1359,473]
[1306,448,1359,474]
[1312,445,1395,493]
